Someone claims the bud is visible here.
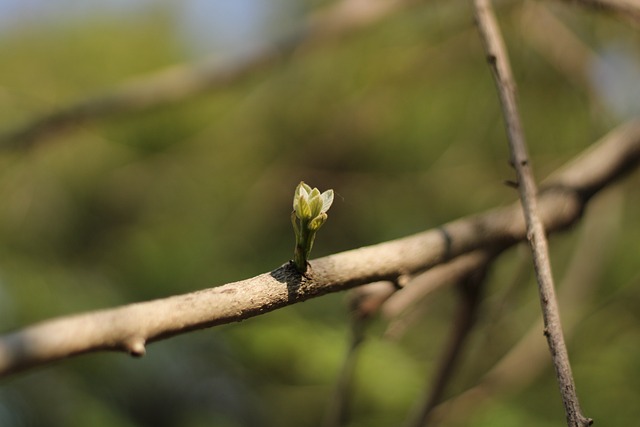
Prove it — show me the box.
[291,181,334,272]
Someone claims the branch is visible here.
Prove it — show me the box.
[431,189,623,424]
[474,1,592,426]
[406,250,494,427]
[0,120,639,378]
[558,0,640,23]
[0,0,415,149]
[323,282,395,427]
[383,250,493,322]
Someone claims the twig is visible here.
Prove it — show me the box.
[431,189,623,424]
[383,250,493,320]
[406,251,495,427]
[323,282,396,427]
[0,120,639,378]
[474,1,592,426]
[323,324,362,427]
[382,250,494,341]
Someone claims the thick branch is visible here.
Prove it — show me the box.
[0,120,639,378]
[474,1,592,425]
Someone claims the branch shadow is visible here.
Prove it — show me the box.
[270,261,303,302]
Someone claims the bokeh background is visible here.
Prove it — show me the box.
[0,1,639,426]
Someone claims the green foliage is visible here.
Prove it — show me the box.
[0,2,639,426]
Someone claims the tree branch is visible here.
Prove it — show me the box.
[0,0,415,150]
[431,189,623,424]
[323,282,394,427]
[474,1,593,425]
[0,120,639,378]
[406,250,494,427]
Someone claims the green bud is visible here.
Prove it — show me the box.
[308,213,327,231]
[291,181,334,272]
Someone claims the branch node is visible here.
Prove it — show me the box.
[124,337,147,357]
[504,179,519,189]
[394,273,412,289]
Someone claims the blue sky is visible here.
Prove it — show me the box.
[0,0,299,59]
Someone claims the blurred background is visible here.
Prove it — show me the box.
[0,0,639,426]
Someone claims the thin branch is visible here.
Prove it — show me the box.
[406,250,495,427]
[383,250,492,321]
[323,322,362,427]
[431,189,624,424]
[382,250,494,341]
[322,307,363,427]
[474,1,592,426]
[0,0,415,149]
[323,281,396,427]
[0,120,639,378]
